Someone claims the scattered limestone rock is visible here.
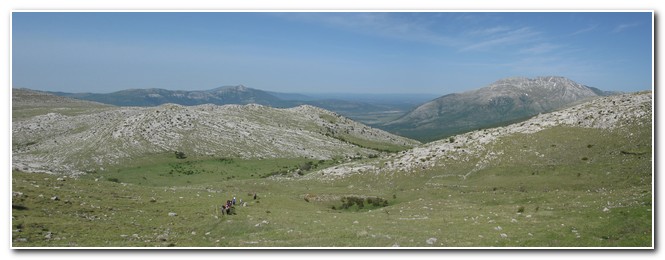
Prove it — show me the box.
[156,234,168,241]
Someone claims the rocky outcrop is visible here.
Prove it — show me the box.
[12,92,419,175]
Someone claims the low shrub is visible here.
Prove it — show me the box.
[175,151,187,159]
[339,196,389,210]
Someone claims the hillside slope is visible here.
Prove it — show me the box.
[384,76,616,142]
[12,92,420,175]
[310,91,651,179]
[13,88,114,120]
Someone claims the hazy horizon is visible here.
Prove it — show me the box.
[12,12,653,94]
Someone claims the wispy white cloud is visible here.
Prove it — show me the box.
[276,13,460,46]
[569,24,598,36]
[613,22,641,33]
[467,26,512,36]
[460,27,540,52]
[279,13,546,54]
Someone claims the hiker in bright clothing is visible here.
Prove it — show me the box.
[232,197,236,205]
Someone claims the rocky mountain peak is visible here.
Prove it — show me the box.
[485,76,593,94]
[211,85,249,93]
[384,76,610,142]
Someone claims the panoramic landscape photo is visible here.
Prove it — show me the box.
[10,11,653,248]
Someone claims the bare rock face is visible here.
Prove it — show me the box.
[384,76,616,142]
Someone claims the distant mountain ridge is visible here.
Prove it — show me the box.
[50,85,291,107]
[48,85,434,109]
[383,76,618,142]
[46,85,436,127]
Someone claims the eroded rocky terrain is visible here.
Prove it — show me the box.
[12,89,419,175]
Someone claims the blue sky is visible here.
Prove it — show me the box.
[12,12,652,94]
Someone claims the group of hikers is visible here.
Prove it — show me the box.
[220,193,257,215]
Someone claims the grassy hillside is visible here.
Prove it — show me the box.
[12,121,651,247]
[12,88,114,121]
